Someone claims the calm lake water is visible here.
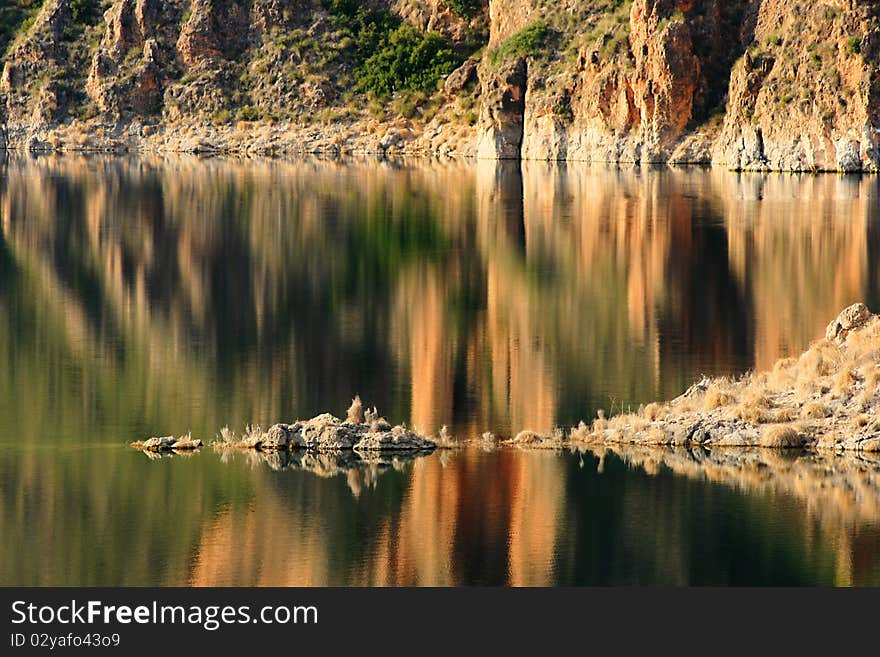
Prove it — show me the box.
[1,154,880,585]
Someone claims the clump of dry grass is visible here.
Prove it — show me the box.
[732,405,771,424]
[856,414,872,428]
[863,366,880,397]
[742,388,772,410]
[759,425,803,449]
[513,430,545,444]
[832,367,857,396]
[797,340,840,378]
[643,403,667,421]
[802,401,830,419]
[592,409,608,432]
[767,357,798,390]
[569,421,591,442]
[772,408,799,423]
[645,427,670,445]
[431,425,459,448]
[794,378,816,400]
[346,395,364,424]
[703,383,736,411]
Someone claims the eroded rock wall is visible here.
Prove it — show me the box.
[1,0,880,170]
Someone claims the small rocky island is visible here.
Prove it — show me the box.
[130,397,437,453]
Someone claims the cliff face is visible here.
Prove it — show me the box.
[713,0,880,172]
[1,0,880,171]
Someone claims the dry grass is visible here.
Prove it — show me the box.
[435,425,457,448]
[703,384,735,410]
[772,407,799,423]
[832,367,857,396]
[643,403,667,421]
[577,309,880,452]
[760,425,803,449]
[802,401,830,419]
[569,421,590,442]
[513,430,545,444]
[767,357,798,390]
[218,425,237,444]
[742,388,772,410]
[242,424,264,444]
[864,366,880,397]
[733,405,772,424]
[798,340,841,378]
[346,395,364,424]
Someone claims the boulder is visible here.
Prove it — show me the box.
[171,436,202,450]
[353,425,437,451]
[261,423,292,450]
[141,436,176,451]
[300,413,365,450]
[444,58,478,96]
[825,303,872,343]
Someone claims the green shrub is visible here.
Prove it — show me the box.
[356,23,461,96]
[0,0,43,57]
[445,0,481,19]
[70,0,97,24]
[237,105,262,122]
[211,109,232,125]
[847,36,862,55]
[491,21,548,65]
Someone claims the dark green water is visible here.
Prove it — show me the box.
[1,154,880,585]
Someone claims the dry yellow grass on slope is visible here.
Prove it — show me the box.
[575,303,880,452]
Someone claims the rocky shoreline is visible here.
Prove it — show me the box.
[565,304,880,454]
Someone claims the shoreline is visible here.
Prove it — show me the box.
[566,304,880,454]
[1,123,878,174]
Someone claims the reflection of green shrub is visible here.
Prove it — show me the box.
[491,21,548,65]
[356,23,461,96]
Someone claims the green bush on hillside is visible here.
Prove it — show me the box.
[356,23,461,96]
[0,0,43,57]
[847,36,862,55]
[491,21,548,65]
[446,0,482,19]
[323,2,463,97]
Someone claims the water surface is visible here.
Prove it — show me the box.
[2,154,880,585]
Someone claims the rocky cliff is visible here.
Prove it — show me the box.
[1,0,879,171]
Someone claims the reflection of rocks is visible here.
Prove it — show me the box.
[581,444,880,528]
[214,447,433,496]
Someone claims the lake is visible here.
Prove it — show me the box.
[1,154,879,585]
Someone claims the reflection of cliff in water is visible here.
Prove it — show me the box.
[2,443,879,586]
[188,446,880,586]
[2,156,880,446]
